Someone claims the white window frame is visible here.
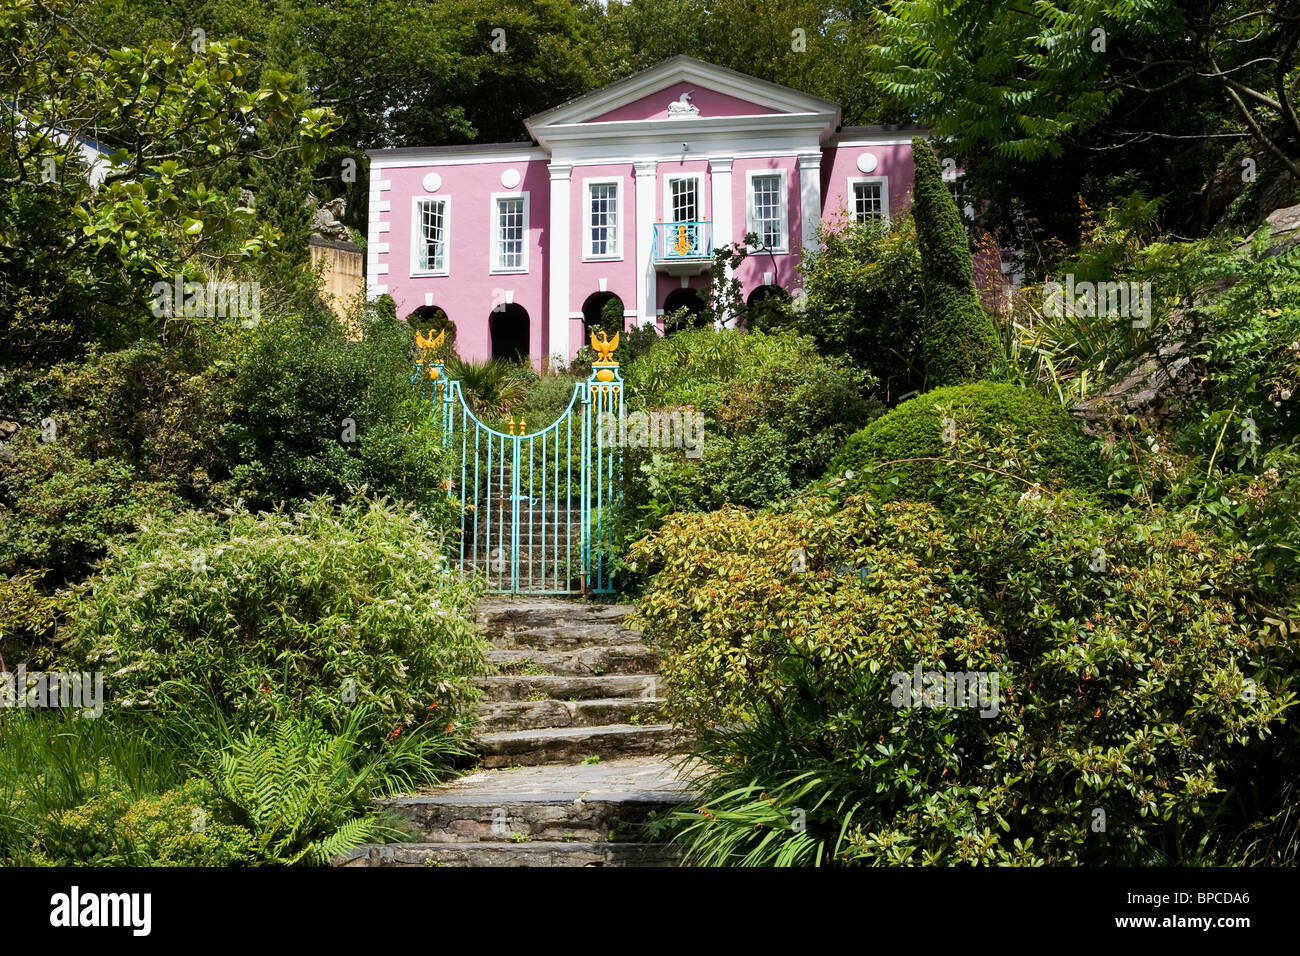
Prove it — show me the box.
[583,177,622,261]
[663,173,704,225]
[848,176,890,225]
[746,168,788,253]
[489,191,530,274]
[410,195,451,277]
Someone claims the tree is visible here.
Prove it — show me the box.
[872,1,1300,244]
[0,0,336,365]
[910,138,999,387]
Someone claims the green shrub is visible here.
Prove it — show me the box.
[220,308,454,517]
[66,495,486,740]
[911,138,999,387]
[626,329,880,497]
[0,443,179,583]
[0,572,71,667]
[629,476,1295,864]
[768,215,925,398]
[830,381,1100,501]
[35,777,257,866]
[0,339,227,584]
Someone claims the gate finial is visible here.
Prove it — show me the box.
[415,327,445,361]
[590,329,619,364]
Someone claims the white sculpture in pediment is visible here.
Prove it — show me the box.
[667,91,700,118]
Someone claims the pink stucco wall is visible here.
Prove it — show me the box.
[568,162,638,333]
[381,158,551,363]
[590,82,781,123]
[730,156,802,299]
[820,141,915,227]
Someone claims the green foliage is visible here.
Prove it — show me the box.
[0,573,69,665]
[831,381,1100,501]
[221,309,456,518]
[206,706,465,865]
[598,297,625,336]
[0,701,462,865]
[0,0,337,365]
[911,138,999,386]
[618,329,880,540]
[443,357,536,421]
[0,444,179,585]
[630,450,1296,864]
[34,777,257,867]
[66,496,486,739]
[775,214,924,398]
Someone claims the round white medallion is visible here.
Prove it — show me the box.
[856,152,879,173]
[500,168,521,189]
[422,172,442,192]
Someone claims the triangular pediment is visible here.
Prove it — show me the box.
[525,56,840,143]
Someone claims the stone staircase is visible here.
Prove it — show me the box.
[337,597,692,867]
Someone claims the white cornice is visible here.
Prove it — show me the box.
[369,149,548,169]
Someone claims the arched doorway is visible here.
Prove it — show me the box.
[744,284,791,331]
[662,287,707,334]
[490,303,530,363]
[581,291,624,339]
[406,305,456,344]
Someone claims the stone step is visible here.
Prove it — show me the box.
[335,841,679,867]
[478,599,634,634]
[476,696,666,732]
[380,758,691,843]
[490,623,642,650]
[479,723,678,767]
[488,645,658,677]
[475,674,662,701]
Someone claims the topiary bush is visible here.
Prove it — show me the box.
[829,381,1101,501]
[911,137,1000,387]
[66,495,486,741]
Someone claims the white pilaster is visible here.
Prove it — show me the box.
[710,157,734,327]
[798,152,822,252]
[634,161,658,327]
[548,163,572,363]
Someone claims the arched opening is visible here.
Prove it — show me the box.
[489,303,530,363]
[581,291,624,339]
[662,287,707,334]
[406,305,456,344]
[744,284,791,331]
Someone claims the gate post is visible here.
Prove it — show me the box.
[585,331,624,595]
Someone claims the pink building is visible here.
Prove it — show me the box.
[366,56,927,366]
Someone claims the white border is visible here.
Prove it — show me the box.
[410,195,450,277]
[745,168,788,253]
[847,176,890,224]
[489,191,530,274]
[581,177,623,261]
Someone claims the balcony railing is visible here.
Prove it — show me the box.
[653,220,712,262]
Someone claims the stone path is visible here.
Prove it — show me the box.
[337,597,694,867]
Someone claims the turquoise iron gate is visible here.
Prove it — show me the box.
[413,332,623,595]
